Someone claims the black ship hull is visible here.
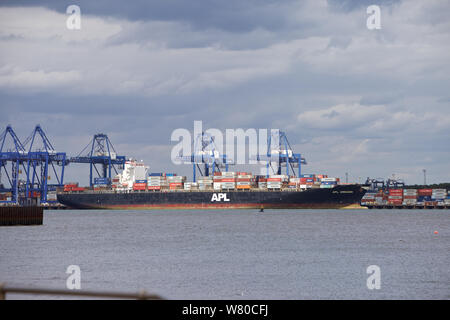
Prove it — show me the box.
[57,184,366,209]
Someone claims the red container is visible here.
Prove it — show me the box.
[404,195,417,199]
[148,186,161,190]
[418,189,432,196]
[169,183,183,187]
[65,183,78,188]
[267,178,282,182]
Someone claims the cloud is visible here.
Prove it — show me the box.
[0,66,81,89]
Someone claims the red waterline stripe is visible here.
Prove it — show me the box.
[85,202,359,210]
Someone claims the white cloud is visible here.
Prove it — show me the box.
[297,102,450,134]
[0,66,81,89]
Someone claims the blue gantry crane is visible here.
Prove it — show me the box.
[0,125,28,203]
[68,133,126,187]
[256,130,307,177]
[0,126,126,204]
[0,125,66,204]
[176,131,233,182]
[22,125,67,204]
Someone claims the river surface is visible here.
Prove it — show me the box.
[0,209,449,299]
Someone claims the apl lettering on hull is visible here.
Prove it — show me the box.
[211,193,230,202]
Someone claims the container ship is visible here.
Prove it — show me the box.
[57,160,367,210]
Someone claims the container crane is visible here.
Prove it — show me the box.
[22,125,67,204]
[256,130,306,177]
[0,125,66,204]
[0,125,28,204]
[68,134,126,187]
[176,131,233,182]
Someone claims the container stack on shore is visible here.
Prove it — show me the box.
[362,188,449,208]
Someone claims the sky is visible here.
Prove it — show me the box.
[0,0,449,185]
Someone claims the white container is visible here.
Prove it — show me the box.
[321,177,337,182]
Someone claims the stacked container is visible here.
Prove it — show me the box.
[64,183,79,192]
[374,192,385,205]
[198,177,213,190]
[184,182,198,191]
[94,177,110,186]
[403,189,418,206]
[288,177,300,189]
[221,172,236,190]
[418,189,432,196]
[267,175,287,190]
[167,175,185,190]
[258,177,267,189]
[361,192,376,205]
[388,189,403,205]
[417,189,432,205]
[213,172,222,190]
[236,172,252,190]
[133,180,147,191]
[445,195,450,206]
[320,177,338,189]
[111,176,120,189]
[147,174,167,191]
[431,189,447,201]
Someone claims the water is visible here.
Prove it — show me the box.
[0,209,449,299]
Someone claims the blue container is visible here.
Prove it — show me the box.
[135,180,147,183]
[301,174,315,178]
[418,195,431,201]
[149,173,163,177]
[94,177,110,185]
[165,173,176,177]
